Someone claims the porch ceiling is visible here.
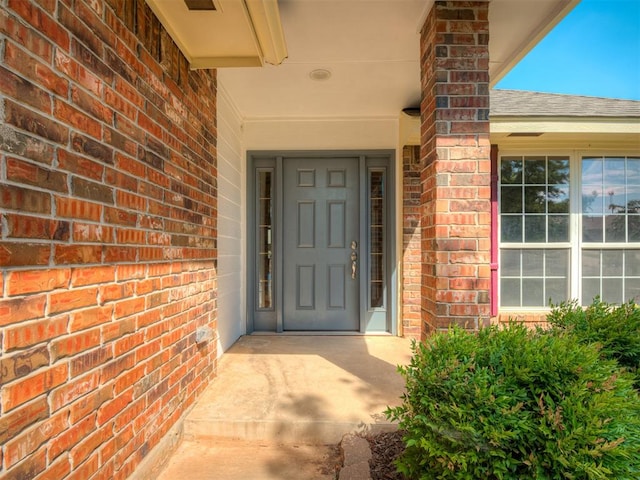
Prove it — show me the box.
[216,0,578,120]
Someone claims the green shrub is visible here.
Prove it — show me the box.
[386,325,640,479]
[547,299,640,383]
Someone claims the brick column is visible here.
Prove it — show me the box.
[402,145,422,338]
[420,1,491,337]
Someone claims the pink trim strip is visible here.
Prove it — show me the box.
[490,145,499,317]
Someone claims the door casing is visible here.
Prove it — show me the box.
[246,150,397,334]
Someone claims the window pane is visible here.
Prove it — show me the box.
[548,157,570,184]
[583,215,603,242]
[500,249,569,308]
[582,250,601,276]
[548,186,569,213]
[501,216,522,242]
[582,186,604,214]
[522,279,544,306]
[627,186,640,213]
[525,186,546,213]
[546,278,569,304]
[581,249,640,307]
[501,186,522,213]
[582,279,600,306]
[628,158,640,184]
[525,215,545,242]
[501,157,523,184]
[501,279,521,307]
[548,215,569,242]
[524,157,546,184]
[625,278,640,304]
[602,278,623,304]
[582,157,603,183]
[626,250,640,276]
[604,158,625,184]
[523,250,543,276]
[605,215,626,242]
[630,216,640,242]
[602,250,623,276]
[501,250,521,276]
[546,249,569,276]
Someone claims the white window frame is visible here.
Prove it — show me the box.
[498,149,640,311]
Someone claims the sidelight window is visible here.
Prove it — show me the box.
[369,169,385,308]
[256,169,273,309]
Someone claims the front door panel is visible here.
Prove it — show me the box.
[283,157,359,330]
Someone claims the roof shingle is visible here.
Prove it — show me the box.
[490,89,640,117]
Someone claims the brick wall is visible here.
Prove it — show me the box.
[0,1,218,479]
[402,145,421,338]
[419,1,491,337]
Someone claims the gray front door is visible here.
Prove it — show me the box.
[282,157,359,330]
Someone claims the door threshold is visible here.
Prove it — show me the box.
[250,331,393,336]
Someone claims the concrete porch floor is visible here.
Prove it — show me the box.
[155,334,412,479]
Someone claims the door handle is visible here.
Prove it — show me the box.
[350,241,357,279]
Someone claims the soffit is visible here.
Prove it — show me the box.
[149,0,578,120]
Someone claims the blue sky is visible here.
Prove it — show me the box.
[496,0,640,100]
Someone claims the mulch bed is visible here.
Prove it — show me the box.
[364,431,408,480]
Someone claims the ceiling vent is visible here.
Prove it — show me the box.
[184,0,216,11]
[507,132,544,137]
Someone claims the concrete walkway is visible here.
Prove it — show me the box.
[155,335,412,479]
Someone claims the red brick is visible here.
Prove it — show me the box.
[48,287,98,315]
[100,281,135,303]
[4,99,68,144]
[69,385,112,424]
[0,242,51,267]
[57,148,105,180]
[117,264,146,280]
[0,8,52,62]
[72,222,115,243]
[50,327,101,360]
[50,371,100,411]
[32,455,71,480]
[116,228,146,245]
[72,85,114,123]
[54,99,102,139]
[49,413,96,460]
[71,265,116,287]
[56,197,102,221]
[6,269,70,296]
[0,65,52,113]
[4,315,68,351]
[0,397,49,444]
[68,452,100,480]
[3,40,68,96]
[0,184,52,214]
[1,446,47,480]
[1,363,68,412]
[0,345,50,384]
[8,0,70,50]
[69,305,113,333]
[97,389,133,426]
[69,345,113,377]
[104,86,137,120]
[4,213,70,241]
[114,331,145,356]
[114,364,146,396]
[54,244,103,264]
[3,409,67,468]
[100,352,135,383]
